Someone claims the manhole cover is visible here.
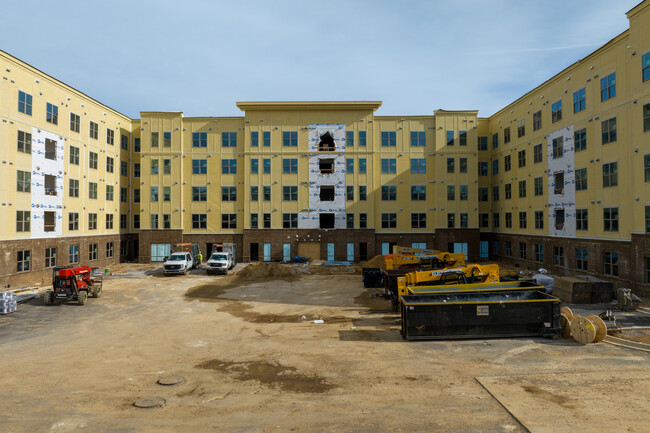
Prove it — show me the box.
[133,397,166,409]
[157,376,186,386]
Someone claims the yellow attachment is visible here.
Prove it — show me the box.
[405,263,500,286]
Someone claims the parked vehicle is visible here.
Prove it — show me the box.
[206,251,234,275]
[163,252,193,275]
[209,242,237,266]
[172,243,201,269]
[44,266,102,306]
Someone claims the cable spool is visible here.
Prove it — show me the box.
[586,315,608,342]
[560,306,574,322]
[571,316,597,344]
[560,313,572,338]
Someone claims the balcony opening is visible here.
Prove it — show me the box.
[45,138,57,160]
[555,209,565,230]
[554,172,564,194]
[319,213,335,229]
[44,174,57,196]
[319,158,334,174]
[318,131,335,151]
[320,185,335,201]
[44,211,56,232]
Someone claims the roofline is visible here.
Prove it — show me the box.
[0,49,132,122]
[434,109,479,115]
[236,101,382,111]
[627,0,650,17]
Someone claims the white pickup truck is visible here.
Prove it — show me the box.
[205,252,234,275]
[163,252,193,275]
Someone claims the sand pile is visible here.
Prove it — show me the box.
[360,255,386,269]
[235,262,302,278]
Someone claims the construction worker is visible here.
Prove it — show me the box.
[197,252,203,264]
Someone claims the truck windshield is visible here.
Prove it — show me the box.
[211,254,228,260]
[169,254,186,261]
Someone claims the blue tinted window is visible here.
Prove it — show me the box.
[410,131,425,146]
[251,131,259,147]
[643,52,650,82]
[381,158,396,173]
[263,158,271,174]
[346,130,354,147]
[410,158,426,174]
[346,158,354,174]
[600,73,616,101]
[251,159,259,174]
[222,132,237,147]
[222,159,237,174]
[192,132,207,147]
[359,158,367,174]
[192,159,207,174]
[381,131,396,147]
[282,131,297,147]
[478,161,488,176]
[18,91,32,116]
[492,159,499,175]
[573,88,586,113]
[134,138,141,152]
[479,136,487,151]
[359,131,366,146]
[263,131,271,147]
[446,130,454,145]
[492,134,498,149]
[282,158,297,174]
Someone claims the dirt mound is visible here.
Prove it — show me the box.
[235,262,301,278]
[360,255,386,269]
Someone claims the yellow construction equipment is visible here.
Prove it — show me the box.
[405,263,499,286]
[384,252,466,271]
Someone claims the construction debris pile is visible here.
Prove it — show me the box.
[1,291,17,315]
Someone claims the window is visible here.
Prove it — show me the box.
[533,110,542,131]
[89,152,98,169]
[88,243,98,261]
[359,131,366,146]
[248,158,258,174]
[645,155,650,182]
[535,244,544,262]
[106,156,114,173]
[283,213,298,229]
[534,177,544,196]
[381,185,396,201]
[574,128,587,151]
[552,100,562,123]
[460,213,468,228]
[107,128,115,145]
[106,185,114,201]
[381,131,396,147]
[251,213,258,229]
[411,131,425,146]
[602,118,617,144]
[151,186,158,202]
[160,186,170,202]
[69,245,79,264]
[505,183,512,200]
[478,136,487,151]
[576,248,588,270]
[69,112,81,133]
[492,133,498,148]
[346,185,354,200]
[18,130,32,154]
[459,130,467,146]
[504,155,511,171]
[88,213,97,230]
[133,214,140,229]
[89,182,97,199]
[573,88,586,113]
[600,72,616,102]
[263,131,271,147]
[222,159,237,174]
[447,185,455,200]
[359,158,367,174]
[163,159,171,174]
[86,122,98,141]
[151,131,159,148]
[346,158,354,174]
[359,213,367,228]
[250,186,258,201]
[411,158,425,174]
[381,158,396,174]
[411,213,426,228]
[283,186,297,201]
[519,242,527,260]
[152,214,161,230]
[644,52,650,82]
[504,127,511,144]
[518,118,525,137]
[163,132,171,147]
[222,214,237,229]
[603,252,619,276]
[446,130,454,146]
[645,104,650,132]
[505,212,512,228]
[120,214,127,229]
[319,158,334,174]
[121,134,128,150]
[646,206,650,232]
[133,188,140,203]
[535,211,544,229]
[221,186,236,201]
[478,187,488,202]
[576,209,588,231]
[263,213,271,228]
[263,186,271,201]
[346,213,354,228]
[263,158,271,174]
[346,130,354,147]
[106,213,114,229]
[106,242,114,259]
[478,161,488,176]
[492,186,499,201]
[518,150,526,168]
[134,163,140,177]
[492,159,499,175]
[121,161,128,176]
[16,210,30,232]
[553,246,565,266]
[447,213,455,228]
[283,158,297,174]
[602,162,617,187]
[552,137,563,159]
[248,130,258,148]
[150,159,159,175]
[554,172,564,194]
[18,91,32,115]
[134,138,140,152]
[17,250,31,272]
[68,212,79,231]
[604,207,618,232]
[409,185,425,201]
[480,213,489,228]
[534,143,543,163]
[505,241,511,256]
[359,185,367,201]
[460,185,468,200]
[282,131,297,147]
[190,186,207,202]
[17,170,31,193]
[192,214,207,229]
[459,158,467,173]
[320,185,335,201]
[575,168,587,191]
[193,132,207,148]
[382,213,397,228]
[519,180,526,198]
[447,158,455,173]
[519,211,527,229]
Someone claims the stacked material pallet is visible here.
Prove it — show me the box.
[553,276,614,303]
[0,292,17,315]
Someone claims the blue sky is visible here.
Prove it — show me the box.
[1,0,641,118]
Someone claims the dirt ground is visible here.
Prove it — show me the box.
[1,265,649,433]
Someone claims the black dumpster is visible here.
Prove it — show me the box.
[400,290,560,340]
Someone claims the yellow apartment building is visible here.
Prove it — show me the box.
[1,1,650,296]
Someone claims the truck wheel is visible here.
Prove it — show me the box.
[183,268,188,275]
[92,286,102,298]
[78,291,88,306]
[43,291,53,306]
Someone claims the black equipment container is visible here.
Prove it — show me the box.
[400,289,560,340]
[362,268,384,288]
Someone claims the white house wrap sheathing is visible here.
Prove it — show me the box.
[546,125,575,238]
[30,128,64,238]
